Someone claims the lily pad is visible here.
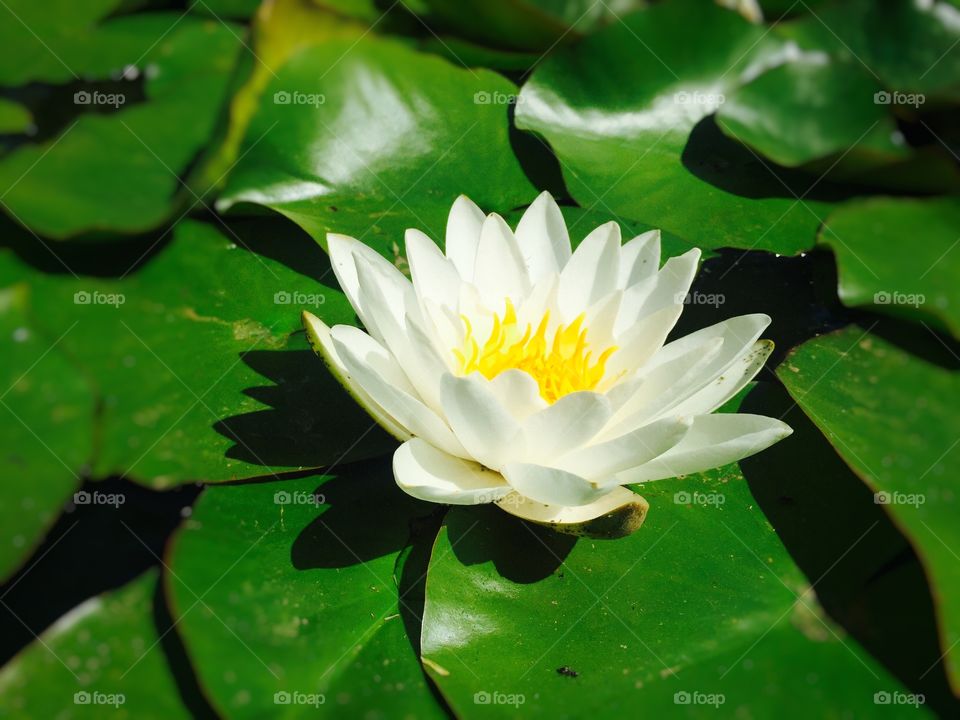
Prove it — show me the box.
[0,570,191,718]
[778,0,960,101]
[421,466,920,717]
[166,467,446,719]
[217,34,535,258]
[417,0,644,52]
[0,15,242,238]
[819,197,960,338]
[778,326,960,692]
[515,0,838,255]
[0,280,93,581]
[716,57,907,168]
[2,218,392,487]
[0,98,32,135]
[0,0,128,85]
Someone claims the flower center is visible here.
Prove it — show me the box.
[453,299,617,404]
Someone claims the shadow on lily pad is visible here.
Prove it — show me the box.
[446,504,577,584]
[741,380,959,716]
[213,347,395,469]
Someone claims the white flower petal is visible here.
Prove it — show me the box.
[487,369,548,423]
[393,438,510,505]
[515,191,571,282]
[558,221,621,319]
[631,313,773,421]
[302,312,410,441]
[496,486,649,538]
[354,258,448,411]
[473,213,531,304]
[670,340,774,417]
[332,326,467,458]
[515,273,559,330]
[583,289,623,349]
[604,303,684,381]
[617,413,793,483]
[445,195,485,279]
[522,391,612,463]
[647,313,770,372]
[618,229,661,287]
[600,336,725,437]
[501,463,612,507]
[406,228,460,311]
[326,233,411,341]
[615,248,700,334]
[557,415,693,481]
[441,373,522,469]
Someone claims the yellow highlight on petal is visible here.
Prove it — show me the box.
[453,299,616,404]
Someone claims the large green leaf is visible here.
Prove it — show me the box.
[716,58,906,167]
[217,34,536,258]
[0,281,93,581]
[515,0,841,255]
[190,0,263,18]
[778,0,960,100]
[198,0,368,194]
[0,570,191,718]
[0,98,32,135]
[819,197,960,338]
[422,465,921,717]
[0,15,242,238]
[778,325,960,693]
[166,466,447,719]
[418,0,643,52]
[0,0,128,85]
[1,218,392,487]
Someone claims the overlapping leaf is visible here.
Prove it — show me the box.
[0,280,93,580]
[818,197,960,338]
[421,467,918,717]
[779,326,960,691]
[0,570,191,718]
[167,467,445,719]
[417,0,643,51]
[0,14,242,238]
[515,0,843,255]
[217,32,535,258]
[1,219,391,487]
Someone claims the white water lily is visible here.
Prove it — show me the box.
[303,192,791,538]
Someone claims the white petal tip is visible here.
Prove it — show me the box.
[301,311,330,348]
[326,232,359,258]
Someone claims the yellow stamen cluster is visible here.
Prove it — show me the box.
[453,299,617,404]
